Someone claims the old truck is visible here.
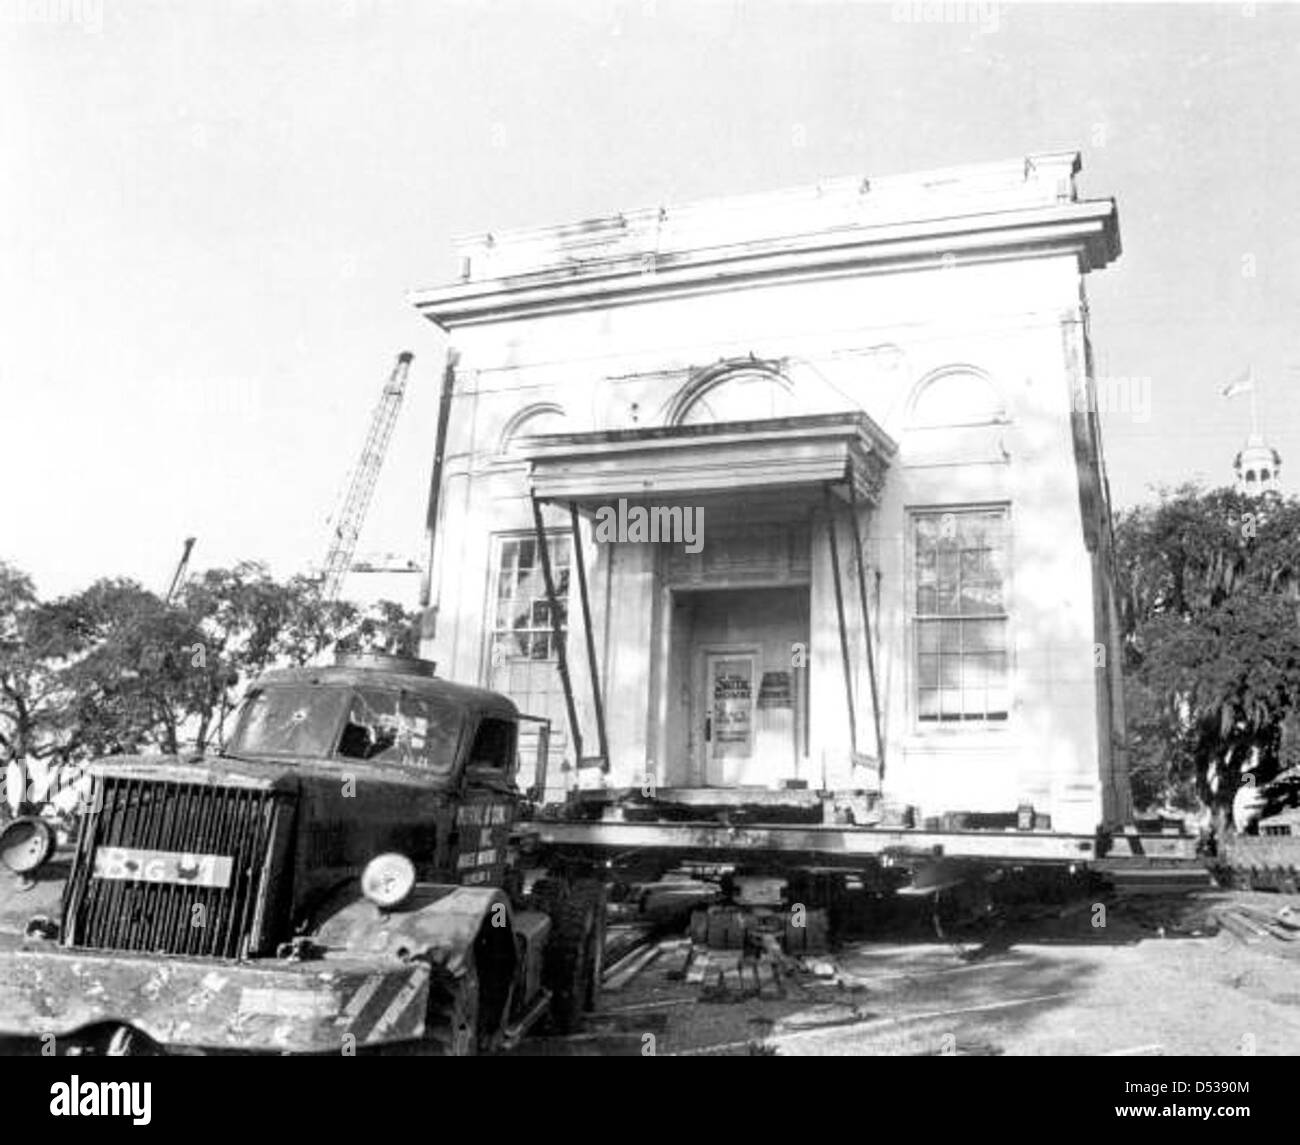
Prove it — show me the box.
[0,651,602,1056]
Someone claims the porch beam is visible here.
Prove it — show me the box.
[530,492,583,766]
[569,501,609,770]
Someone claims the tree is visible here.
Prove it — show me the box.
[0,556,424,811]
[0,562,94,812]
[1115,484,1300,826]
[57,579,212,758]
[175,565,412,750]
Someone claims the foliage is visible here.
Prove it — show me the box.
[1115,484,1300,817]
[0,558,420,809]
[0,562,90,773]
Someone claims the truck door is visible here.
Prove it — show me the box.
[453,716,519,886]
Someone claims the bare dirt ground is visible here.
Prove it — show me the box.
[518,889,1300,1057]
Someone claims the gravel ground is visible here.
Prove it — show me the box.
[517,889,1300,1057]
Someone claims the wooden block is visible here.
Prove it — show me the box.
[711,950,742,972]
[689,908,709,945]
[685,948,711,984]
[725,963,745,995]
[659,940,694,978]
[706,908,731,948]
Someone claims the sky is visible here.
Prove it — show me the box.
[3,0,1298,599]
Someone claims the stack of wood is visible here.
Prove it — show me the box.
[685,942,788,999]
[1212,901,1300,950]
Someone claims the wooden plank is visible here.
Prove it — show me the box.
[603,943,661,990]
[1215,910,1263,944]
[658,938,694,978]
[1234,906,1300,942]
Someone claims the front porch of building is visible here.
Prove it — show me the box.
[520,412,897,799]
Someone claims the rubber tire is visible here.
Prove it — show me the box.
[545,879,606,1034]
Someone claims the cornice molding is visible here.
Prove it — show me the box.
[410,200,1119,330]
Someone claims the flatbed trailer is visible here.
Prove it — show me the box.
[534,818,1107,865]
[524,786,1203,916]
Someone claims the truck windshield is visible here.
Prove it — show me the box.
[228,685,464,774]
[230,686,351,759]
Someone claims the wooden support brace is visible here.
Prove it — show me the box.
[824,484,859,760]
[570,502,609,771]
[530,492,583,767]
[847,471,886,781]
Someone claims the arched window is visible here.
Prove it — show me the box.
[499,403,566,455]
[1262,469,1271,482]
[673,366,800,426]
[908,367,1006,428]
[1246,470,1257,483]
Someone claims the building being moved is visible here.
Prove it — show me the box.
[410,151,1131,837]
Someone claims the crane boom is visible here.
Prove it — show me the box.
[321,351,414,600]
[165,537,196,604]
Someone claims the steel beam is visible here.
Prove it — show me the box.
[532,818,1103,863]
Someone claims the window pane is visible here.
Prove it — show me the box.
[917,621,940,654]
[912,509,1010,723]
[965,619,1006,652]
[340,689,463,772]
[231,687,350,758]
[961,581,1002,615]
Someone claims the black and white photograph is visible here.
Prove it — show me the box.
[1,0,1296,1124]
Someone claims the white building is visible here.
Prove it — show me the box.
[1234,432,1282,497]
[409,151,1132,835]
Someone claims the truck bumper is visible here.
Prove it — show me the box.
[0,942,431,1053]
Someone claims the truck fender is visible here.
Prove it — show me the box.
[315,883,517,981]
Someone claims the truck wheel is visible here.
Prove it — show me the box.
[424,958,480,1056]
[546,879,606,1034]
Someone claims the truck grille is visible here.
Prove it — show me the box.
[64,776,285,959]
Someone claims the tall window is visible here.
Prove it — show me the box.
[912,508,1009,723]
[488,534,572,755]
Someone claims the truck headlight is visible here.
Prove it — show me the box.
[0,817,55,875]
[361,853,416,909]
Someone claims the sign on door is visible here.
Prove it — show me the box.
[709,655,755,760]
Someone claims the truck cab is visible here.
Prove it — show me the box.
[0,652,602,1056]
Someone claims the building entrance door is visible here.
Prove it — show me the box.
[703,650,757,786]
[672,585,808,788]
